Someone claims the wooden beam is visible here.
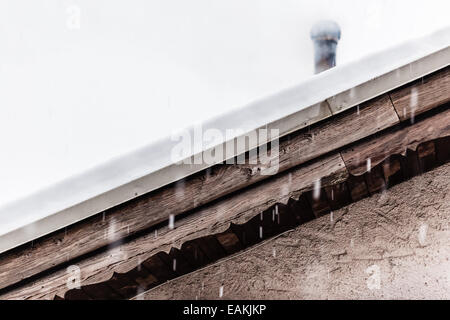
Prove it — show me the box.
[0,110,450,299]
[341,106,450,176]
[50,132,450,300]
[2,66,449,295]
[0,154,347,300]
[0,94,398,291]
[390,67,450,121]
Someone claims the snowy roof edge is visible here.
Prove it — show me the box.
[0,27,449,254]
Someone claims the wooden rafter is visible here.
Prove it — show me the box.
[0,66,449,300]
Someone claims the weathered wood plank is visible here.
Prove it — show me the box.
[180,240,211,269]
[341,106,450,176]
[36,120,450,300]
[7,123,450,299]
[405,149,422,179]
[128,265,159,290]
[390,67,450,122]
[0,154,347,300]
[417,141,437,173]
[346,175,369,202]
[365,165,386,195]
[215,230,242,255]
[70,133,450,300]
[142,253,174,283]
[306,189,331,218]
[381,156,404,188]
[0,94,398,291]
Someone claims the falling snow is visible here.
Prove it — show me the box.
[169,214,175,230]
[135,287,145,300]
[175,180,185,201]
[418,224,428,247]
[410,87,419,124]
[313,178,321,200]
[107,219,116,241]
[366,158,372,173]
[275,204,280,224]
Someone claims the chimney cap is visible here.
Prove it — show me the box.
[310,20,341,42]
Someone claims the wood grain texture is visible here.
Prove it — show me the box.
[2,67,449,296]
[5,132,450,300]
[390,67,450,121]
[132,162,450,300]
[382,156,404,187]
[0,94,398,291]
[64,134,450,300]
[341,106,450,176]
[0,154,347,300]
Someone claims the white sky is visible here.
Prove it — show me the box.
[0,0,449,206]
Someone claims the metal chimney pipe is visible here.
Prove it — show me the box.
[310,20,341,74]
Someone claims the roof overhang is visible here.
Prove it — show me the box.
[0,27,449,254]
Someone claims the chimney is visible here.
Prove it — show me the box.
[310,20,341,74]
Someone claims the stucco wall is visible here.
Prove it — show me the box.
[137,162,450,300]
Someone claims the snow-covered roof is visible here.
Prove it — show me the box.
[0,27,449,254]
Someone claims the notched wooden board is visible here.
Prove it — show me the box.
[341,106,450,176]
[390,67,450,122]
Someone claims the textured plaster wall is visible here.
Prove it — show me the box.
[138,163,450,300]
